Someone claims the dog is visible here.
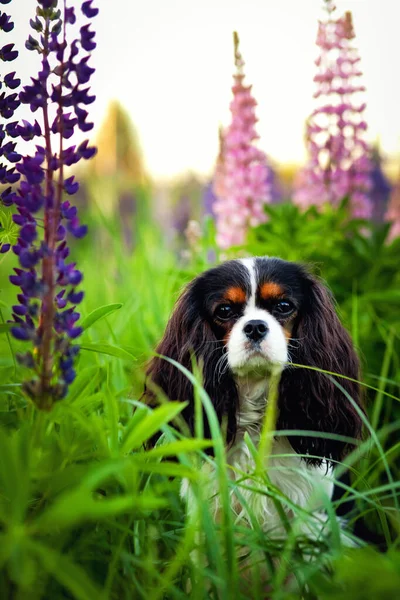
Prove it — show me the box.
[143,257,363,540]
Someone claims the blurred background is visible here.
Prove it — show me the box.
[8,0,400,236]
[3,0,399,395]
[0,0,399,581]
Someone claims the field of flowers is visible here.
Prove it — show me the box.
[0,0,400,599]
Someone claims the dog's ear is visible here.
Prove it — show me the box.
[143,281,238,444]
[278,275,363,465]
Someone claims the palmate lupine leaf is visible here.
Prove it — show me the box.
[0,208,19,251]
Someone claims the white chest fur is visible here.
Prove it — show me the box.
[181,377,334,537]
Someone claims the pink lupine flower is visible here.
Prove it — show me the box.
[213,127,227,202]
[294,2,373,218]
[212,32,273,249]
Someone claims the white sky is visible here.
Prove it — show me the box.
[7,0,400,179]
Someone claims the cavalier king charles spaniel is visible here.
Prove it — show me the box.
[144,257,363,536]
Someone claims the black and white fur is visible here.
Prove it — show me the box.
[144,257,363,534]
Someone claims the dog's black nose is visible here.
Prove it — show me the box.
[243,320,269,342]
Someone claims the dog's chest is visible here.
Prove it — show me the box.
[182,381,333,533]
[229,437,332,529]
[184,437,332,534]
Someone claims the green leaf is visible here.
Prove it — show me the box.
[26,539,103,600]
[120,402,187,454]
[144,439,213,458]
[0,383,22,392]
[0,208,19,247]
[80,343,136,361]
[119,404,150,450]
[362,290,400,302]
[130,460,200,479]
[0,323,13,335]
[81,303,123,331]
[0,384,25,407]
[67,366,105,402]
[33,459,168,531]
[34,492,166,530]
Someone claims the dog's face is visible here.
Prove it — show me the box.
[145,256,363,464]
[196,257,308,377]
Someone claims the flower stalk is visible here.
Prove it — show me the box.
[294,2,373,218]
[3,0,98,409]
[213,32,274,249]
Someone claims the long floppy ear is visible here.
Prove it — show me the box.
[278,275,363,465]
[143,281,239,444]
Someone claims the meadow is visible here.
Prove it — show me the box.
[1,191,400,599]
[1,0,400,598]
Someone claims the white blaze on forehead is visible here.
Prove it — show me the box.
[227,257,287,375]
[239,257,257,310]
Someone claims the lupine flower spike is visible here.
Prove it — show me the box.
[0,0,21,230]
[213,32,273,249]
[294,1,373,218]
[5,0,98,409]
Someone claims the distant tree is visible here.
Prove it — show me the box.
[90,100,148,185]
[87,100,150,221]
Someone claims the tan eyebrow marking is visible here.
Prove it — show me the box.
[259,282,284,300]
[223,286,246,304]
[283,325,294,340]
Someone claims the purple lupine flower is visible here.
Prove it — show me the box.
[294,3,373,218]
[212,32,274,249]
[172,194,191,236]
[265,161,283,204]
[0,0,21,226]
[5,0,98,409]
[202,181,217,218]
[369,147,392,223]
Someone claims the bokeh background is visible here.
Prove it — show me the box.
[2,0,400,408]
[8,0,400,213]
[1,2,400,597]
[3,0,399,420]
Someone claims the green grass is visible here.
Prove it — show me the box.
[0,196,399,599]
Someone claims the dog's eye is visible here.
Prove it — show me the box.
[214,304,234,321]
[273,300,295,317]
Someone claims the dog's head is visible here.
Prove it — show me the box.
[144,257,363,464]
